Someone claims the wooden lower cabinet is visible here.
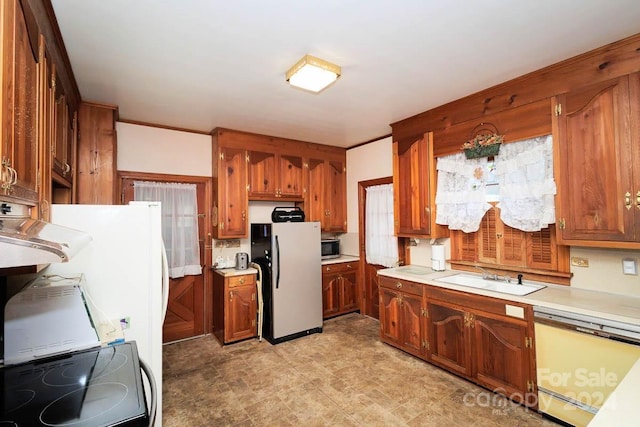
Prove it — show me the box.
[321,261,359,319]
[378,277,427,359]
[427,300,469,376]
[379,275,536,407]
[213,271,257,344]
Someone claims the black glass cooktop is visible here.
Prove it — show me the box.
[0,341,148,426]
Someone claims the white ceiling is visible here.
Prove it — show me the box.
[51,0,640,148]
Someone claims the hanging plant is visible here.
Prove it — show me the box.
[462,123,504,159]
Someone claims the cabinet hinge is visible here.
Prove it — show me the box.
[220,152,224,160]
[527,380,535,393]
[558,218,566,230]
[246,154,250,162]
[555,104,562,116]
[246,184,250,191]
[421,308,428,317]
[525,337,532,348]
[422,340,430,350]
[219,222,225,230]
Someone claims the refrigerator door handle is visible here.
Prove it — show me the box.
[161,239,169,322]
[275,235,280,289]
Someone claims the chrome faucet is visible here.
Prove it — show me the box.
[476,266,511,283]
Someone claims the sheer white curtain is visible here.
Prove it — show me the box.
[494,135,556,232]
[365,184,398,267]
[134,181,202,278]
[435,153,492,232]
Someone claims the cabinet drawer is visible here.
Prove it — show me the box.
[228,274,256,287]
[426,286,530,320]
[322,261,358,275]
[379,276,423,296]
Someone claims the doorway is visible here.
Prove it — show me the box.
[358,177,407,319]
[119,171,212,343]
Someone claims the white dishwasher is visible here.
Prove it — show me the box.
[534,307,640,427]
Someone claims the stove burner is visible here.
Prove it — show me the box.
[42,353,127,387]
[39,383,128,426]
[5,389,36,414]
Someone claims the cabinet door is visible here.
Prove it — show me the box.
[1,0,39,203]
[77,103,116,204]
[217,146,248,238]
[52,78,74,182]
[305,158,326,225]
[555,75,637,243]
[472,312,532,403]
[322,272,341,318]
[394,135,429,236]
[427,300,470,376]
[340,270,358,312]
[400,293,424,357]
[37,36,54,219]
[326,160,346,232]
[278,154,303,199]
[225,285,256,342]
[379,287,402,346]
[248,150,276,198]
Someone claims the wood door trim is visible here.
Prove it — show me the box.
[358,177,407,317]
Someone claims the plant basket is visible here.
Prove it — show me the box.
[464,142,501,159]
[462,122,504,159]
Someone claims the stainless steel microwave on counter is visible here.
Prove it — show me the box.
[321,238,340,259]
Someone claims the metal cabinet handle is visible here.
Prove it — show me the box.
[238,277,245,285]
[395,282,403,289]
[625,191,632,210]
[636,191,640,210]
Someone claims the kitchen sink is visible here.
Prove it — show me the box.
[434,273,546,296]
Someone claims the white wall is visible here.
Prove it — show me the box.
[116,122,211,176]
[342,137,393,255]
[345,135,640,296]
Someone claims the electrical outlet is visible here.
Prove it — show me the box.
[571,257,589,267]
[622,258,638,275]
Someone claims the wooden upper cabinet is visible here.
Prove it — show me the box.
[305,157,325,224]
[51,70,76,184]
[0,0,39,205]
[305,157,347,232]
[216,146,248,238]
[325,159,346,232]
[247,150,303,200]
[76,102,117,204]
[554,73,640,248]
[393,132,448,238]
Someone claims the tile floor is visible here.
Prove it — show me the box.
[162,313,558,426]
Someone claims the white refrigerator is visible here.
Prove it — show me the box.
[47,202,168,426]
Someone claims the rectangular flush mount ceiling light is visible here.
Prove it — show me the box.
[286,54,341,93]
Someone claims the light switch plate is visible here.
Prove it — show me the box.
[622,258,638,275]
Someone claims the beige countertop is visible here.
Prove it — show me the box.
[321,255,360,265]
[588,357,640,426]
[212,267,258,277]
[377,265,640,325]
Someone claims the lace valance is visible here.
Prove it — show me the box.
[435,135,555,233]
